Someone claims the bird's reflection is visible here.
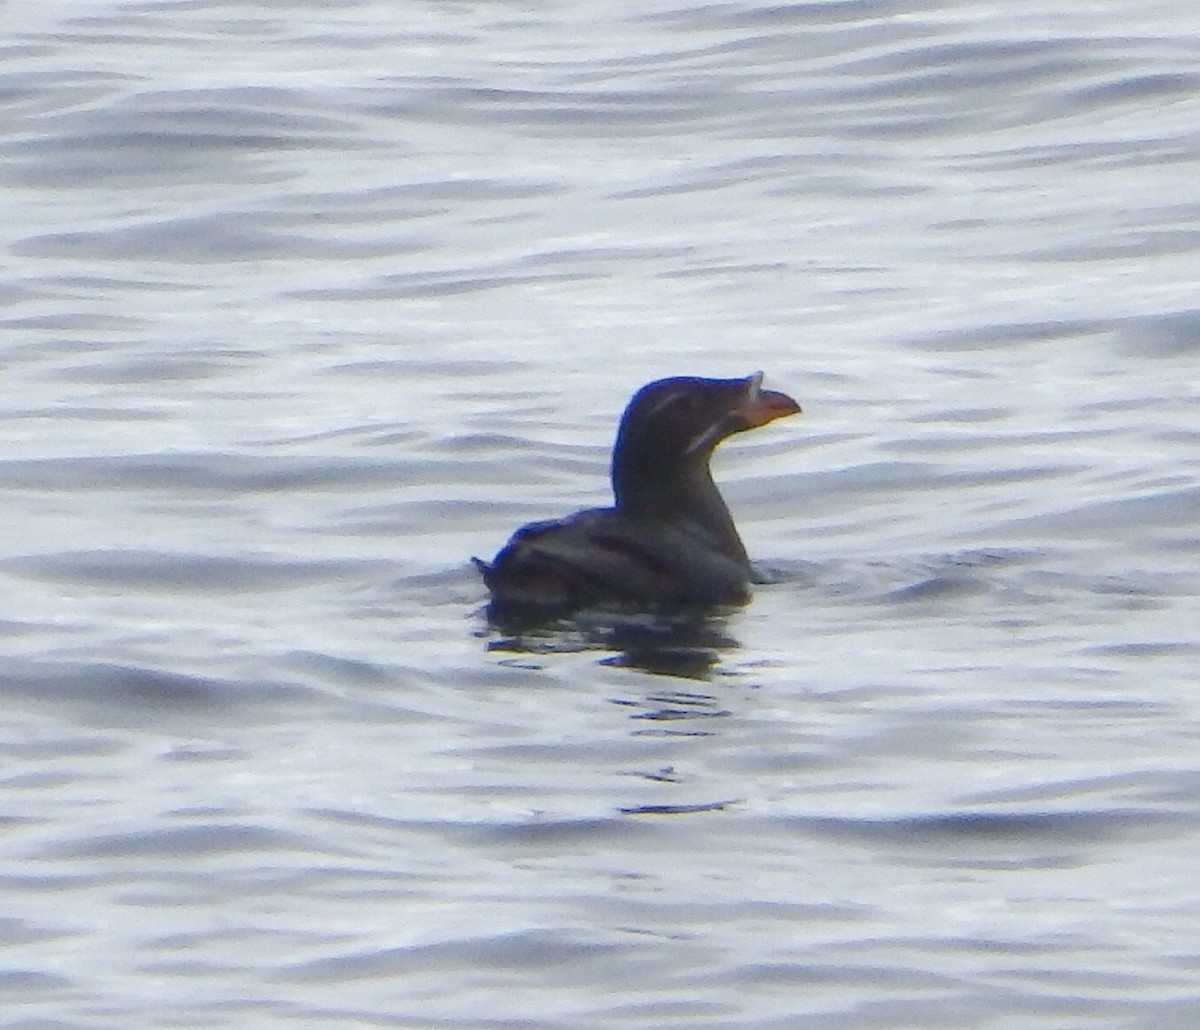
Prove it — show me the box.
[480,602,740,681]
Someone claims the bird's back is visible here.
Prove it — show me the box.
[476,508,751,613]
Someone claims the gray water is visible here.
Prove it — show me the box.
[3,1,1200,1027]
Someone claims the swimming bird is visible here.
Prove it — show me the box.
[475,372,800,615]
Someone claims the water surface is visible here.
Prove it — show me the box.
[2,1,1199,1026]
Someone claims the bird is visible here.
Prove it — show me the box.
[474,372,800,616]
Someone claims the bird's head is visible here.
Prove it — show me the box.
[614,372,801,472]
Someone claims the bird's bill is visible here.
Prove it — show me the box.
[737,371,802,428]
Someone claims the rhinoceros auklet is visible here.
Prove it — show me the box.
[475,372,800,613]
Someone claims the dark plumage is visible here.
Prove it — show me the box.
[475,372,800,614]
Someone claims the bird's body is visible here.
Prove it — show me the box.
[479,508,753,608]
[475,373,800,615]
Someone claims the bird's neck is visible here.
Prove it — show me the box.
[612,454,749,567]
